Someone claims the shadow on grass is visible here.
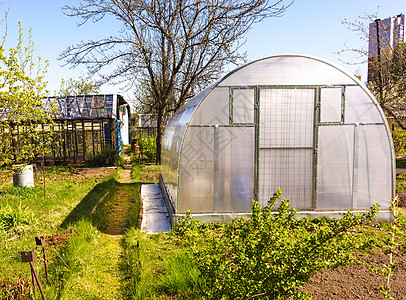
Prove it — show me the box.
[61,178,141,235]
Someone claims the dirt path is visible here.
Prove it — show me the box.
[118,151,133,183]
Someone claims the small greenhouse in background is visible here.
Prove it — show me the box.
[160,55,395,224]
[44,94,131,162]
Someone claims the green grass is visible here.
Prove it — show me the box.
[47,219,122,300]
[120,229,200,300]
[2,159,405,299]
[0,166,141,299]
[0,171,107,280]
[131,162,160,183]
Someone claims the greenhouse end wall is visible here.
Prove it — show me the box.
[160,55,395,224]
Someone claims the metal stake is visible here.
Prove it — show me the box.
[21,250,47,300]
[35,236,49,283]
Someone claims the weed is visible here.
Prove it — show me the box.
[0,276,32,299]
[131,163,160,183]
[0,204,35,231]
[3,185,39,197]
[49,219,122,299]
[396,181,406,193]
[120,228,141,299]
[364,196,400,300]
[392,126,406,156]
[87,147,124,167]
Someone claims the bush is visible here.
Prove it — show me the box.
[175,188,379,299]
[87,147,125,167]
[138,135,156,163]
[391,126,406,156]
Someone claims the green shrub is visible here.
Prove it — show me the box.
[175,188,379,300]
[391,126,406,156]
[87,147,124,167]
[138,135,156,163]
[396,181,406,193]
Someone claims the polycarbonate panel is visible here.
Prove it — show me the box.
[178,127,215,213]
[317,125,354,209]
[259,149,313,209]
[217,127,254,212]
[345,86,383,123]
[233,89,255,124]
[218,56,355,87]
[178,126,254,213]
[161,118,179,208]
[260,89,314,148]
[161,84,215,208]
[190,87,229,125]
[320,88,342,123]
[356,125,392,209]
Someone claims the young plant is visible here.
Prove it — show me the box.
[175,188,379,299]
[0,22,57,183]
[0,276,32,299]
[365,196,400,300]
[138,135,156,163]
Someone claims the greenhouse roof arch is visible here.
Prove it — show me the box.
[160,54,395,224]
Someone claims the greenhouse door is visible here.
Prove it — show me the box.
[257,88,315,209]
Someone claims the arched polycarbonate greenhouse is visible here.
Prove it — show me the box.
[160,55,395,224]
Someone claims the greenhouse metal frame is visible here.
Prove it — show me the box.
[160,55,395,224]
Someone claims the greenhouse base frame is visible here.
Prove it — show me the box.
[159,175,393,226]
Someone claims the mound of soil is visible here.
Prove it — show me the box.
[45,228,74,248]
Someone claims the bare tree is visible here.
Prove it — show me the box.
[340,13,406,129]
[61,0,292,164]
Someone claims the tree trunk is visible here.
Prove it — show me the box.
[156,111,163,165]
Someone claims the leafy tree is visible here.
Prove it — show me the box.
[0,23,55,179]
[58,75,100,96]
[341,14,406,129]
[61,0,292,164]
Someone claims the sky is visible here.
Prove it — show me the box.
[1,0,405,103]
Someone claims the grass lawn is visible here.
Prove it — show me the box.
[1,162,406,299]
[0,166,141,299]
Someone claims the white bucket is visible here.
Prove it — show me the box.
[13,165,34,187]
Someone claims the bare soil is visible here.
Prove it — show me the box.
[304,161,406,299]
[68,167,117,180]
[304,252,406,299]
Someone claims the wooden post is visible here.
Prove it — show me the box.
[82,120,86,160]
